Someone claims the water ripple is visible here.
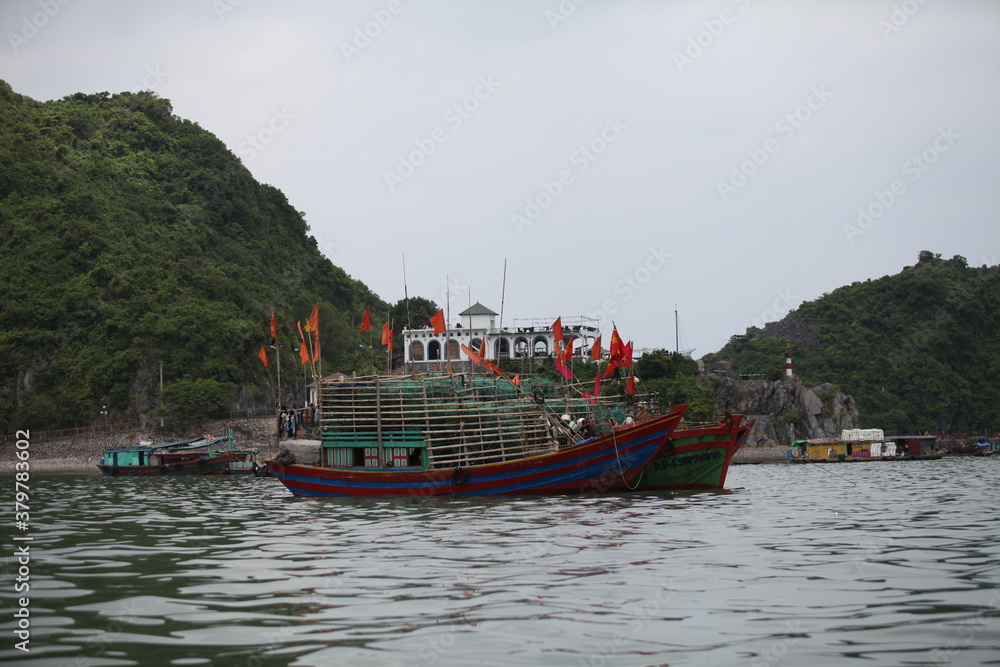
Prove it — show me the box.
[3,458,999,666]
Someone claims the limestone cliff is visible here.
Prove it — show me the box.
[711,375,858,448]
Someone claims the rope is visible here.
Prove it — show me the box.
[611,425,643,491]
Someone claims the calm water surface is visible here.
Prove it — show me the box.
[2,458,999,666]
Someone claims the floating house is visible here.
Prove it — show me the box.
[402,302,600,372]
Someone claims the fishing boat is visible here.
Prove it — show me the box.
[97,434,232,476]
[265,373,687,497]
[630,415,752,492]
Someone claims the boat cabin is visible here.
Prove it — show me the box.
[321,429,427,468]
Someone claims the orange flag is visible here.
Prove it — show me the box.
[305,302,320,333]
[258,345,269,367]
[512,374,521,387]
[626,375,636,396]
[552,316,563,342]
[590,336,602,361]
[430,309,446,335]
[299,341,310,365]
[484,359,503,376]
[297,320,305,342]
[461,343,483,365]
[269,312,277,340]
[359,308,371,333]
[479,337,489,359]
[381,321,392,346]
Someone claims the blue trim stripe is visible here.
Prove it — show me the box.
[275,425,671,496]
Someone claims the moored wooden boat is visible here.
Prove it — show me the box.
[629,415,752,491]
[265,371,687,497]
[267,405,686,496]
[97,434,233,476]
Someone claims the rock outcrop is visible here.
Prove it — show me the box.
[711,376,858,448]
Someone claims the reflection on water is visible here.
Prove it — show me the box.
[2,458,999,666]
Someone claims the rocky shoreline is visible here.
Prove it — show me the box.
[0,416,285,474]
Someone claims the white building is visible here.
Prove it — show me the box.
[402,302,600,370]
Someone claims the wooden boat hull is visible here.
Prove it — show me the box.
[266,406,687,497]
[97,453,230,476]
[631,416,751,491]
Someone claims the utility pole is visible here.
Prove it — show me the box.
[158,360,164,427]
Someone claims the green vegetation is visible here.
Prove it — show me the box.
[0,81,400,430]
[703,252,1000,434]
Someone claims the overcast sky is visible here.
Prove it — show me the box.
[4,0,998,357]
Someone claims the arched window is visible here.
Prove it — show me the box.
[446,339,461,360]
[409,340,424,361]
[495,338,510,358]
[513,337,530,357]
[428,340,442,360]
[532,336,549,356]
[470,338,482,356]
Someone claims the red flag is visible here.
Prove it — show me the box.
[582,391,597,405]
[610,325,624,361]
[552,316,563,342]
[590,336,602,361]
[624,341,633,367]
[626,375,636,396]
[359,308,371,333]
[381,321,391,346]
[602,360,619,378]
[479,337,489,359]
[299,341,310,365]
[461,343,483,365]
[484,359,503,376]
[562,336,575,363]
[512,374,520,387]
[269,312,277,340]
[430,309,446,335]
[297,320,305,342]
[305,302,320,333]
[594,373,601,397]
[555,354,573,380]
[258,345,269,367]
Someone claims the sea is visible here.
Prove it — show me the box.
[2,457,999,667]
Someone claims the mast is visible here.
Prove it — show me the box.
[675,305,679,354]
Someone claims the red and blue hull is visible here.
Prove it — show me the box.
[266,406,687,497]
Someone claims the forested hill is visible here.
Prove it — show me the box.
[703,252,1000,435]
[0,80,389,431]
